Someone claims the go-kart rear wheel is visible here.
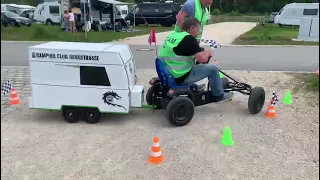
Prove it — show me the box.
[248,87,265,114]
[146,84,162,109]
[166,96,194,126]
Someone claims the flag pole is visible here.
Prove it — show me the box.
[154,42,158,57]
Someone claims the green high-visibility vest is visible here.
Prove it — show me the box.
[158,31,195,79]
[174,0,209,41]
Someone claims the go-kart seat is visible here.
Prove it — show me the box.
[155,58,189,89]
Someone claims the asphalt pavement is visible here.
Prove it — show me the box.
[1,41,319,72]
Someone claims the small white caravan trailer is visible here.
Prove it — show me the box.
[33,1,61,25]
[28,42,144,123]
[274,3,319,26]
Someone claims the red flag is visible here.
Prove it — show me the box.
[148,27,156,45]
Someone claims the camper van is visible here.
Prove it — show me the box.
[59,0,130,30]
[33,1,61,25]
[274,3,319,26]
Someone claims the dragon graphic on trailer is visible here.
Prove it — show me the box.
[102,91,126,111]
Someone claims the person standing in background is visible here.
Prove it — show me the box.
[63,10,69,32]
[68,9,76,33]
[174,0,212,44]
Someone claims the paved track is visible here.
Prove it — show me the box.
[1,41,319,72]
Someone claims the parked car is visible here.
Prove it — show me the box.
[1,11,32,27]
[16,8,35,20]
[268,12,278,23]
[125,2,181,27]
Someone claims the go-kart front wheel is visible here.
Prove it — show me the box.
[166,96,194,126]
[248,87,265,114]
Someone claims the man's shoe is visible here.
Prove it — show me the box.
[216,92,234,104]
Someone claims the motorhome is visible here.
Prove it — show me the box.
[60,0,129,23]
[274,3,319,26]
[33,1,61,25]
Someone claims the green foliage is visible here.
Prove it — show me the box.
[227,10,243,16]
[211,8,221,15]
[307,76,319,91]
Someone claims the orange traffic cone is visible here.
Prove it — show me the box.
[9,88,20,105]
[265,104,276,119]
[316,68,319,76]
[148,137,164,164]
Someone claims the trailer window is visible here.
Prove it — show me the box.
[80,66,111,86]
[303,9,318,15]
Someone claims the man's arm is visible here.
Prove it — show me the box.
[173,35,212,63]
[176,0,195,29]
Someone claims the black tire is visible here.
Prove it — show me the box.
[248,87,265,114]
[46,19,53,25]
[83,108,102,124]
[166,96,194,126]
[146,84,162,109]
[62,107,82,123]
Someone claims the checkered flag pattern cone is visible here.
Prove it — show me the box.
[201,39,222,49]
[1,80,12,95]
[266,92,278,119]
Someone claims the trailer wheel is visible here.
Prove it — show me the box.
[83,108,102,124]
[62,107,81,123]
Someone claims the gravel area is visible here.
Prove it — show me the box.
[1,69,319,180]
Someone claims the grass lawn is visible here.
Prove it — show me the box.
[233,24,319,46]
[1,24,172,42]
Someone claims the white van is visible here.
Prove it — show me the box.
[33,1,61,25]
[274,3,319,26]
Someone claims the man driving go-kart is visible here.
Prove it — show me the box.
[158,17,234,103]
